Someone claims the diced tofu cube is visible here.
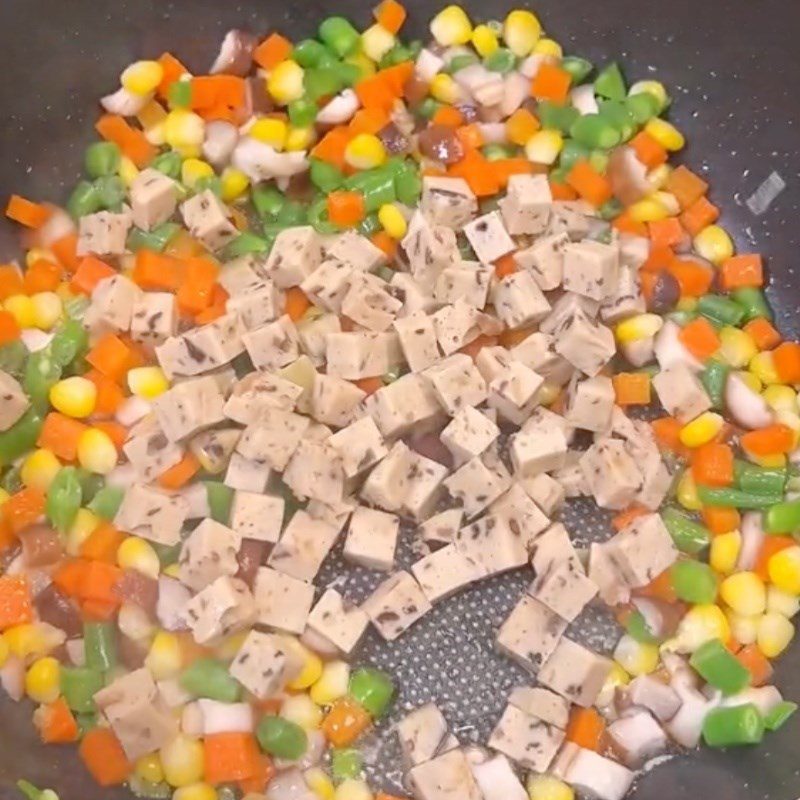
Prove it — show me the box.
[508,686,570,729]
[606,512,678,588]
[538,638,613,707]
[282,439,344,505]
[412,544,481,604]
[421,176,478,229]
[431,300,483,356]
[265,226,324,288]
[268,510,340,582]
[77,210,131,256]
[423,353,487,415]
[309,373,365,429]
[563,749,634,800]
[229,491,284,543]
[520,473,565,517]
[540,292,600,336]
[300,258,354,312]
[403,451,449,521]
[467,753,528,800]
[607,709,667,767]
[601,264,645,323]
[122,425,183,483]
[490,483,550,553]
[434,266,492,309]
[235,410,310,471]
[391,271,438,319]
[130,291,177,346]
[488,360,544,425]
[115,484,189,546]
[499,174,553,235]
[306,588,369,655]
[396,703,449,769]
[522,406,575,442]
[488,703,565,772]
[325,229,386,272]
[180,189,238,251]
[474,345,514,384]
[564,374,615,433]
[627,675,682,722]
[441,406,499,466]
[362,570,432,641]
[417,508,463,546]
[178,518,241,592]
[341,273,402,332]
[496,594,567,674]
[580,439,643,510]
[529,554,597,623]
[156,313,246,377]
[555,314,616,377]
[226,280,282,331]
[652,362,712,423]
[367,373,445,438]
[224,452,271,493]
[588,542,631,606]
[562,240,619,301]
[84,274,141,335]
[401,211,460,290]
[242,315,300,372]
[393,312,441,373]
[152,375,225,443]
[343,506,400,571]
[326,331,402,380]
[229,629,289,699]
[297,312,341,366]
[530,522,580,572]
[328,416,388,480]
[0,371,29,431]
[491,271,551,330]
[217,254,266,297]
[130,168,178,231]
[444,457,509,519]
[463,211,515,263]
[514,232,568,291]
[510,427,568,478]
[181,575,255,644]
[224,371,302,425]
[547,200,593,240]
[360,440,414,512]
[253,567,314,635]
[409,748,483,800]
[455,514,528,577]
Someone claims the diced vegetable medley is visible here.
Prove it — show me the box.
[1,3,799,800]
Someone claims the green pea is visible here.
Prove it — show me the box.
[152,150,183,179]
[67,181,102,219]
[670,560,718,604]
[598,197,623,220]
[168,79,192,109]
[318,16,360,58]
[588,149,610,174]
[180,658,242,702]
[331,61,362,88]
[331,748,363,781]
[85,142,121,179]
[23,350,61,414]
[598,99,637,141]
[626,92,660,124]
[416,97,442,120]
[94,175,126,211]
[570,114,621,149]
[256,716,308,760]
[288,98,318,128]
[484,48,516,74]
[87,485,125,520]
[561,56,593,84]
[293,39,330,68]
[559,139,591,172]
[482,144,516,162]
[46,466,83,533]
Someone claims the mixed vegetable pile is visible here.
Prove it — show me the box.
[1,3,800,800]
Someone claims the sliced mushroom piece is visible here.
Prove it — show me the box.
[607,146,651,206]
[202,120,240,168]
[210,29,257,76]
[232,137,310,182]
[101,86,151,116]
[316,89,360,125]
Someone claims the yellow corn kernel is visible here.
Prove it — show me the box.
[538,381,561,408]
[777,409,800,437]
[164,109,205,157]
[135,754,165,786]
[4,294,36,328]
[676,297,698,312]
[219,167,250,203]
[667,604,730,653]
[116,154,140,187]
[181,158,215,191]
[749,351,781,386]
[305,767,335,800]
[613,634,659,676]
[629,80,668,112]
[163,562,181,579]
[361,24,396,62]
[676,469,702,511]
[768,545,800,595]
[267,60,305,105]
[430,5,473,46]
[429,73,461,105]
[26,248,55,269]
[652,191,680,217]
[160,734,204,788]
[117,536,161,580]
[628,195,670,223]
[214,630,249,662]
[525,129,563,165]
[77,428,118,475]
[128,365,170,399]
[647,163,672,191]
[614,313,663,344]
[645,118,685,151]
[534,38,563,58]
[66,508,100,556]
[333,779,373,800]
[527,773,575,800]
[710,530,741,575]
[750,452,788,470]
[719,571,767,616]
[503,9,542,56]
[20,448,61,492]
[472,24,499,57]
[287,648,324,691]
[344,51,377,80]
[762,385,798,414]
[757,612,794,658]
[30,292,63,331]
[146,631,183,680]
[25,656,61,704]
[310,659,351,706]
[726,611,759,646]
[0,636,8,669]
[767,585,800,618]
[679,411,724,448]
[250,117,289,150]
[5,623,62,659]
[378,203,408,240]
[345,133,387,170]
[49,376,97,418]
[0,487,8,507]
[137,100,168,146]
[736,369,762,394]
[718,326,758,369]
[693,224,734,266]
[281,693,324,730]
[121,60,164,96]
[286,126,316,152]
[173,783,218,800]
[595,661,630,708]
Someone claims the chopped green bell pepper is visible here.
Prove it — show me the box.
[690,638,750,695]
[702,703,764,747]
[349,667,395,718]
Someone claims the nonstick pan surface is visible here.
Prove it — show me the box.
[1,1,799,798]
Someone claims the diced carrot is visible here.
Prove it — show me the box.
[549,179,578,201]
[611,209,648,237]
[431,105,464,129]
[506,108,541,145]
[374,0,407,33]
[744,318,781,351]
[204,732,261,785]
[493,158,536,188]
[612,504,649,532]
[734,643,773,687]
[237,754,276,795]
[80,521,125,563]
[24,259,62,294]
[92,420,128,453]
[371,231,398,259]
[353,376,384,395]
[720,254,764,290]
[0,575,33,630]
[355,63,413,111]
[311,127,352,170]
[679,196,719,236]
[566,160,612,207]
[648,217,685,250]
[3,488,45,535]
[349,106,391,135]
[81,560,123,606]
[254,32,293,70]
[754,536,795,582]
[635,568,678,604]
[36,696,80,744]
[702,506,740,536]
[455,124,484,151]
[283,286,311,322]
[157,52,189,99]
[86,333,135,384]
[85,369,126,416]
[177,257,219,315]
[566,707,605,751]
[95,115,157,169]
[158,452,200,490]
[665,165,709,210]
[82,598,119,621]
[69,256,116,296]
[190,76,246,115]
[629,130,668,169]
[5,195,51,228]
[667,258,713,298]
[0,310,20,346]
[327,191,366,226]
[530,63,572,103]
[459,334,499,361]
[494,252,519,278]
[52,559,90,598]
[50,232,81,273]
[195,284,229,325]
[448,149,500,197]
[321,697,372,747]
[640,245,675,273]
[691,443,734,488]
[678,317,721,361]
[740,424,795,457]
[381,61,414,96]
[651,416,686,455]
[0,264,25,300]
[79,728,132,786]
[612,372,651,406]
[37,412,89,461]
[132,249,183,290]
[772,342,800,384]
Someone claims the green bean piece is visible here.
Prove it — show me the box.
[256,716,308,759]
[274,200,308,227]
[380,43,415,69]
[50,318,89,369]
[690,639,750,695]
[0,340,28,379]
[345,170,396,213]
[310,159,345,193]
[625,91,660,124]
[23,350,62,414]
[85,142,121,179]
[331,748,363,781]
[670,560,718,604]
[698,294,747,327]
[193,175,221,198]
[84,621,117,672]
[702,704,764,747]
[180,658,242,702]
[46,467,83,533]
[697,486,782,509]
[307,196,343,235]
[595,62,627,101]
[598,99,637,141]
[0,409,43,467]
[589,149,610,174]
[318,17,361,58]
[661,507,711,554]
[699,358,730,410]
[731,287,772,322]
[357,213,382,237]
[570,114,621,149]
[394,166,422,205]
[67,181,103,219]
[734,460,787,496]
[331,61,362,88]
[598,198,623,221]
[127,222,180,253]
[764,701,797,731]
[304,68,344,102]
[94,175,127,211]
[60,666,104,713]
[223,232,270,260]
[559,140,592,172]
[482,144,516,162]
[416,97,442,120]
